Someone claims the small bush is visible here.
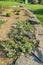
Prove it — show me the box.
[6,12,12,17]
[0,21,36,58]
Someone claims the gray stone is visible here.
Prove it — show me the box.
[14,55,43,65]
[24,31,34,39]
[33,24,43,62]
[33,47,43,62]
[24,9,40,24]
[29,18,40,24]
[24,9,36,18]
[29,14,36,18]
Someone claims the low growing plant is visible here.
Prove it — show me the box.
[8,21,36,57]
[0,21,36,58]
[0,40,16,58]
[6,12,12,17]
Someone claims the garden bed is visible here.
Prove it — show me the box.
[0,7,29,40]
[0,6,37,65]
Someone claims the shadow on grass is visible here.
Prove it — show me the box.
[33,9,43,15]
[32,9,43,27]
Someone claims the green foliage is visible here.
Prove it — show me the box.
[0,1,20,9]
[0,40,35,58]
[0,40,16,58]
[0,21,36,58]
[8,21,35,56]
[41,0,43,4]
[38,0,41,3]
[6,12,12,17]
[38,0,43,4]
[9,21,35,40]
[0,0,23,2]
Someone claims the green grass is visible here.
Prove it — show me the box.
[0,1,20,8]
[0,1,43,27]
[24,4,43,27]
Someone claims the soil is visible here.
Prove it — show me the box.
[0,7,43,65]
[0,8,29,40]
[0,8,29,65]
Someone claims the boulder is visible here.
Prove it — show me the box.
[13,55,42,65]
[24,9,36,18]
[29,18,40,24]
[32,47,43,63]
[24,31,34,39]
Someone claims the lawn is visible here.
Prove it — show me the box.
[24,4,43,27]
[0,1,20,8]
[0,1,43,27]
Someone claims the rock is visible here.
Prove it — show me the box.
[24,31,34,39]
[33,47,43,62]
[14,55,42,65]
[19,5,24,10]
[33,24,43,62]
[24,9,36,18]
[28,11,36,18]
[24,9,40,25]
[28,18,40,24]
[29,13,36,18]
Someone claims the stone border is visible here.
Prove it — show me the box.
[18,6,43,63]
